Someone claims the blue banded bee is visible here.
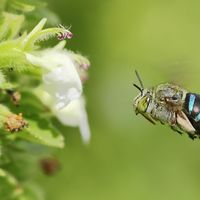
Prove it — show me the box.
[133,70,200,139]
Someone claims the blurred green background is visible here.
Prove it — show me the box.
[38,0,200,199]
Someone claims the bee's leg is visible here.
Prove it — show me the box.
[168,113,181,134]
[187,132,197,140]
[170,125,183,135]
[170,112,177,126]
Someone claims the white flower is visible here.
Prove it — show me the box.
[28,46,91,144]
[53,96,91,144]
[26,48,82,109]
[34,88,91,144]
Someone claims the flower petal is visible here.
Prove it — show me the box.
[43,65,82,109]
[26,49,82,109]
[54,97,91,144]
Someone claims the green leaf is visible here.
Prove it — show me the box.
[0,39,41,75]
[0,12,24,40]
[16,182,45,200]
[4,91,65,148]
[0,168,23,200]
[10,0,35,13]
[0,104,12,126]
[0,70,17,89]
[1,82,17,90]
[22,18,71,51]
[18,119,65,148]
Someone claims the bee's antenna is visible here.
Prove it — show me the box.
[133,83,143,94]
[135,70,144,89]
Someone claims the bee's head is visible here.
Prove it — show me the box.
[133,71,155,124]
[133,88,151,114]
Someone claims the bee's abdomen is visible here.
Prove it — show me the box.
[184,93,200,132]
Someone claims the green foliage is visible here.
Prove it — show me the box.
[0,168,23,200]
[19,119,64,148]
[0,1,75,199]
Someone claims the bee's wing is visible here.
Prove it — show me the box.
[176,111,195,133]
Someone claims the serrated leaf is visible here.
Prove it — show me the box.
[4,91,64,148]
[0,40,42,75]
[22,18,71,51]
[18,119,64,148]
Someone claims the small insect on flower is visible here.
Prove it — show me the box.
[133,70,200,140]
[57,24,73,40]
[4,113,28,133]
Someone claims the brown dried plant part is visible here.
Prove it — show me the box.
[6,90,21,106]
[40,158,60,175]
[4,113,28,133]
[10,91,21,106]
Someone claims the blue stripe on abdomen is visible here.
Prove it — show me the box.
[189,94,196,114]
[195,113,200,122]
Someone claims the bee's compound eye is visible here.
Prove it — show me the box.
[172,95,178,101]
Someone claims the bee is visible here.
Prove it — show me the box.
[133,70,200,140]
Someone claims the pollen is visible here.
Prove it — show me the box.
[4,113,28,133]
